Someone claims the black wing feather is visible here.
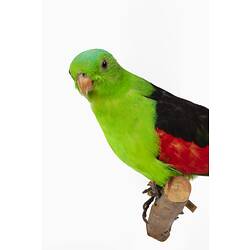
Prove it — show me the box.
[148,84,209,147]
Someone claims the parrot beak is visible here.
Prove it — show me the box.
[76,73,93,96]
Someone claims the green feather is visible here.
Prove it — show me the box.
[70,49,180,186]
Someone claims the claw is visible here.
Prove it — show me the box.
[142,196,154,223]
[142,181,163,223]
[142,187,152,194]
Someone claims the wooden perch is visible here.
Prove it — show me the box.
[146,176,195,242]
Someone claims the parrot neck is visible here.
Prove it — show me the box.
[125,70,154,97]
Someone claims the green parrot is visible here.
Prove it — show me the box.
[69,49,209,189]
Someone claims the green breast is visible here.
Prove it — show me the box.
[91,91,178,186]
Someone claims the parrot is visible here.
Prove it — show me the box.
[69,49,209,213]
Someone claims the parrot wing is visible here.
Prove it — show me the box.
[148,85,209,175]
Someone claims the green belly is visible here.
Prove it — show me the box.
[91,93,178,186]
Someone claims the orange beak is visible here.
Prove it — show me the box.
[76,74,93,96]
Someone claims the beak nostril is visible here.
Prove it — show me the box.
[77,72,85,79]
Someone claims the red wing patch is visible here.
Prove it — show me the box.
[156,128,209,175]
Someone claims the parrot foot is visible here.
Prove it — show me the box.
[142,181,162,223]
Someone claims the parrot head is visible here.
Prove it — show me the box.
[69,49,123,100]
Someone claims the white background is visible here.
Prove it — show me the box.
[43,1,209,250]
[3,1,250,250]
[44,0,209,250]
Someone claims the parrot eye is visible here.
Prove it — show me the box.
[101,60,108,69]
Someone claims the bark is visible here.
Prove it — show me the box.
[146,176,195,242]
